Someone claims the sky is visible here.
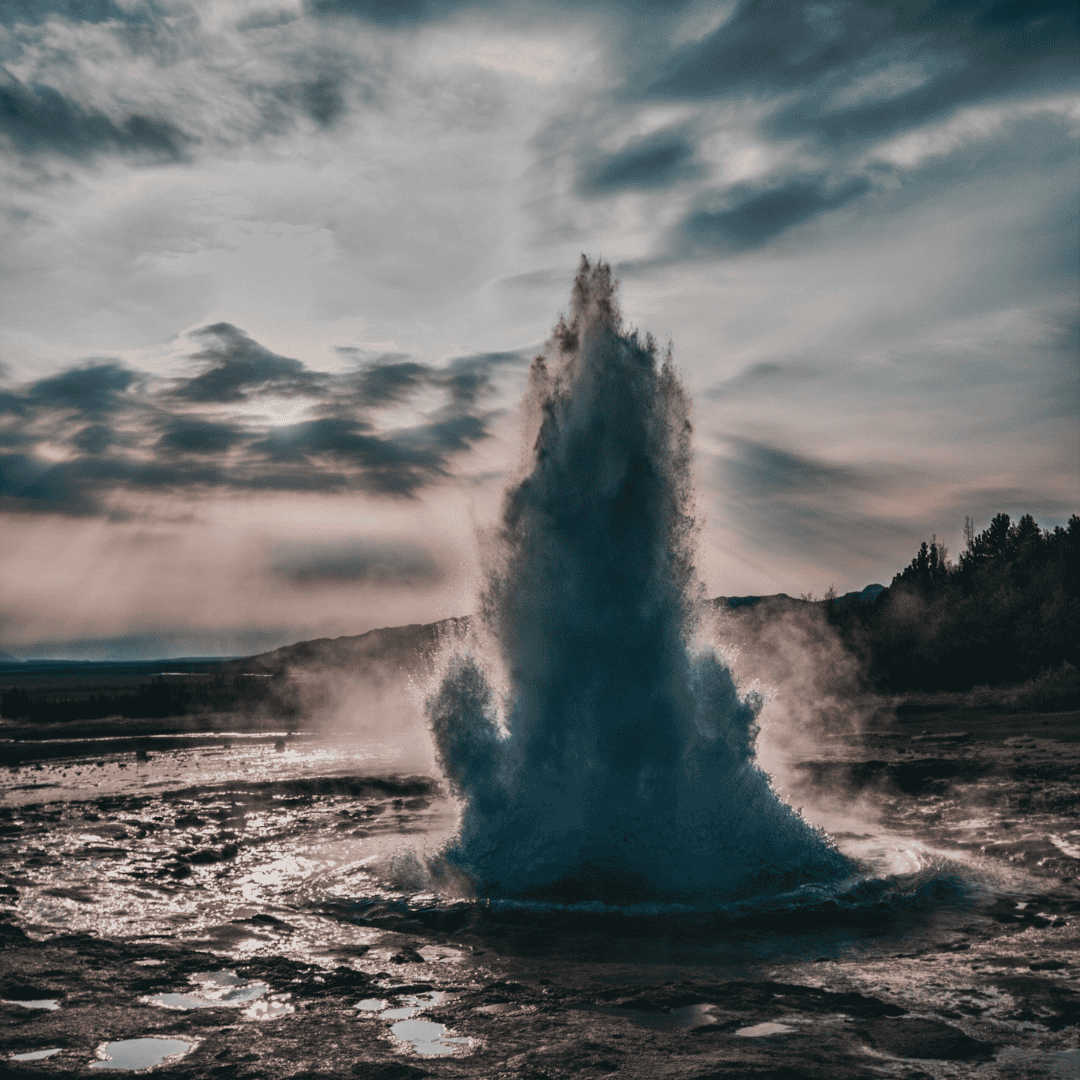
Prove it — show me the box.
[0,0,1077,660]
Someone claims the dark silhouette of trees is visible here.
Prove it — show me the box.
[0,671,308,723]
[829,513,1080,692]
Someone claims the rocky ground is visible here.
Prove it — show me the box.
[1,705,1077,1079]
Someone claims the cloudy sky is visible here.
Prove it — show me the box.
[1,0,1076,659]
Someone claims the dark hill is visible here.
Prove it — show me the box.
[228,617,470,678]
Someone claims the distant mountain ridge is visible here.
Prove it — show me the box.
[234,617,470,677]
[238,587,886,671]
[715,583,885,610]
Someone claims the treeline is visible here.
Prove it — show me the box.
[0,672,308,724]
[827,513,1080,693]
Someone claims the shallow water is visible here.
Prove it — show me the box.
[90,1037,193,1070]
[1,737,454,953]
[1,731,1076,968]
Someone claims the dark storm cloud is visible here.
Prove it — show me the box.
[309,0,693,22]
[27,363,138,416]
[578,128,703,197]
[0,390,27,417]
[155,417,250,456]
[176,324,325,403]
[338,347,528,408]
[559,0,1076,270]
[0,328,525,514]
[0,0,149,27]
[0,451,100,515]
[0,428,34,448]
[251,416,427,467]
[71,423,117,454]
[443,350,525,404]
[649,1,1077,128]
[343,356,430,406]
[674,176,871,256]
[0,71,189,160]
[300,73,348,127]
[399,411,491,453]
[248,410,493,495]
[269,538,442,587]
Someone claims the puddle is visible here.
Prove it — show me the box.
[133,960,165,967]
[362,991,471,1057]
[241,998,295,1020]
[10,1048,63,1061]
[381,1004,423,1019]
[2,998,60,1010]
[142,970,293,1020]
[354,998,388,1012]
[91,1038,193,1070]
[390,1018,472,1056]
[473,1002,519,1014]
[735,1021,795,1037]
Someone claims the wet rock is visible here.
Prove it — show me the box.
[229,913,295,933]
[589,981,906,1021]
[0,917,28,944]
[995,974,1080,1031]
[854,1017,996,1060]
[334,944,371,958]
[0,978,63,1000]
[350,1065,429,1079]
[188,848,223,865]
[41,886,95,903]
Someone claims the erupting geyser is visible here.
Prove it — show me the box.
[426,258,850,903]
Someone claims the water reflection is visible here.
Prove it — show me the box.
[91,1038,193,1070]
